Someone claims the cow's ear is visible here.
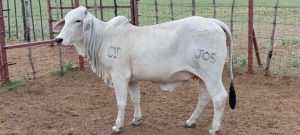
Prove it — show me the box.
[53,19,65,30]
[83,18,93,33]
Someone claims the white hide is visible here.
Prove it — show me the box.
[53,6,235,135]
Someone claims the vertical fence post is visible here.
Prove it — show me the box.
[213,0,216,18]
[21,0,31,42]
[84,0,88,7]
[134,0,139,26]
[73,0,79,8]
[6,0,11,38]
[59,0,63,18]
[38,0,44,40]
[99,0,103,20]
[192,0,195,16]
[113,0,117,16]
[230,0,235,35]
[28,47,36,78]
[59,47,64,75]
[54,0,64,75]
[170,0,174,20]
[0,0,9,82]
[265,0,279,76]
[0,1,4,81]
[47,0,54,46]
[248,0,254,74]
[29,0,36,41]
[130,0,138,26]
[72,0,85,71]
[253,29,262,67]
[154,0,158,24]
[14,0,18,39]
[55,0,60,21]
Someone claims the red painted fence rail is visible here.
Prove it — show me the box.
[0,0,137,82]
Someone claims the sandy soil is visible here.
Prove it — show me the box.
[0,67,299,135]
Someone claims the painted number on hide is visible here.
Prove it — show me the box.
[195,49,216,63]
[108,46,122,59]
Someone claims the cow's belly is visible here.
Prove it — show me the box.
[156,71,194,92]
[130,62,194,92]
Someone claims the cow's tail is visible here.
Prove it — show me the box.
[211,19,236,109]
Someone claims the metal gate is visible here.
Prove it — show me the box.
[0,0,138,82]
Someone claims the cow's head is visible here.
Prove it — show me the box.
[53,6,92,46]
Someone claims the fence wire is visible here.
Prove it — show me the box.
[1,0,299,81]
[137,0,300,74]
[1,0,132,80]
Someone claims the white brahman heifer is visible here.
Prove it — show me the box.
[54,6,236,135]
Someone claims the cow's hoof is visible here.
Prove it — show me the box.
[182,123,196,128]
[208,128,220,135]
[130,119,141,126]
[108,126,121,135]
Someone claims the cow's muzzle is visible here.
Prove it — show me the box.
[55,38,63,44]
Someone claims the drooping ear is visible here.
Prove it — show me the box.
[53,19,65,30]
[83,18,93,33]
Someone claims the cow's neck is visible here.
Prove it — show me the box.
[84,17,111,83]
[84,17,108,59]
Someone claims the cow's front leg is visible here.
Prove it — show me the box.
[109,73,130,134]
[128,82,142,126]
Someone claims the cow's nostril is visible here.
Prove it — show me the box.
[55,38,63,44]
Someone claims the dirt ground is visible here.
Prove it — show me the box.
[0,66,299,135]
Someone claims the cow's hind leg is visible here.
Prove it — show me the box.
[128,82,142,126]
[184,79,211,128]
[205,79,228,135]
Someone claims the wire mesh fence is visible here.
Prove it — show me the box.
[0,0,133,81]
[6,45,79,79]
[0,0,299,81]
[2,0,49,42]
[137,0,300,74]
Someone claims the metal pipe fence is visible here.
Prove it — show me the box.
[0,0,299,82]
[0,0,136,81]
[136,0,300,75]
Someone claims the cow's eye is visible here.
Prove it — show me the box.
[75,20,81,23]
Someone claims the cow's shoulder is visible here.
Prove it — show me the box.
[108,16,129,27]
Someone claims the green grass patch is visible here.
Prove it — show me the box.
[281,39,298,46]
[65,61,79,71]
[232,53,239,65]
[50,70,63,76]
[0,77,25,93]
[50,61,78,76]
[290,60,300,68]
[239,59,247,67]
